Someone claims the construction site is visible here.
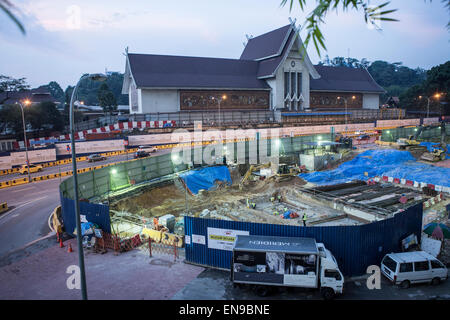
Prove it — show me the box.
[104,122,449,239]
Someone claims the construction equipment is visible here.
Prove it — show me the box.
[239,163,271,190]
[420,122,447,162]
[270,163,306,183]
[396,125,428,152]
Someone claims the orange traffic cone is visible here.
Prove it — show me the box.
[67,243,73,253]
[59,238,65,248]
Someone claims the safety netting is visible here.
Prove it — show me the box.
[179,165,232,194]
[299,149,450,187]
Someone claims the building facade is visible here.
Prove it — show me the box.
[122,22,384,114]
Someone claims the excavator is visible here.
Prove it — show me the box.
[396,126,428,152]
[239,163,271,190]
[420,122,448,162]
[239,163,307,189]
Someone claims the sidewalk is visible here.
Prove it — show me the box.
[0,237,204,300]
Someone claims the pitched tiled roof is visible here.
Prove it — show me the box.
[240,24,292,61]
[256,28,296,78]
[310,65,385,93]
[0,89,57,105]
[128,53,270,90]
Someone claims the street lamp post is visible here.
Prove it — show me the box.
[419,94,441,118]
[337,96,355,132]
[69,73,107,300]
[16,99,32,182]
[212,95,227,128]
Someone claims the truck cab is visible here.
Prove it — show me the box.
[317,243,344,298]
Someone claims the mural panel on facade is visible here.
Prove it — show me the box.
[310,92,362,109]
[180,90,270,110]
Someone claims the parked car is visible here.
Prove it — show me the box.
[134,150,150,159]
[356,134,371,140]
[138,145,157,153]
[381,251,448,288]
[18,164,43,175]
[88,154,107,163]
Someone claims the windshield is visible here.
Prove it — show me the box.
[382,255,397,272]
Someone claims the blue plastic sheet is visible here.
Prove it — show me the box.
[419,142,450,159]
[179,165,232,194]
[299,149,450,187]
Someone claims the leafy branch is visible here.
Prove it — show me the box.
[280,0,398,57]
[0,0,25,34]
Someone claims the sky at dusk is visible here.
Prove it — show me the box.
[0,0,449,90]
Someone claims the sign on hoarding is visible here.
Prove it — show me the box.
[207,227,249,251]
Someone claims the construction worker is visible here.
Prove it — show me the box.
[277,194,282,202]
[251,202,256,209]
[302,213,307,226]
[270,196,275,203]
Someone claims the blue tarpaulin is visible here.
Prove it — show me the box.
[419,142,450,159]
[179,166,232,194]
[299,149,450,187]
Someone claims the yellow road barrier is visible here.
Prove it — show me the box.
[0,202,8,214]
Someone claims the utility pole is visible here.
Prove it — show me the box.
[16,100,32,182]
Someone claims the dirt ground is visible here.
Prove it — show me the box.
[110,167,309,226]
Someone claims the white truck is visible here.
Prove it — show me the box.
[231,235,344,299]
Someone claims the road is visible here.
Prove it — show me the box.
[0,153,135,183]
[0,148,173,258]
[171,268,450,300]
[0,179,61,258]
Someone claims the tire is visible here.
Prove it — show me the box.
[254,285,270,297]
[400,280,410,289]
[321,287,335,300]
[432,277,441,286]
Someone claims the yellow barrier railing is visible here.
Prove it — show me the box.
[0,202,8,214]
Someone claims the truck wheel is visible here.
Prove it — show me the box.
[432,277,441,286]
[254,285,270,297]
[400,280,410,289]
[321,288,335,300]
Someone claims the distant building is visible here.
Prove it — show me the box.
[385,96,400,108]
[0,88,59,107]
[122,21,384,114]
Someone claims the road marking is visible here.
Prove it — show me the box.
[0,196,48,222]
[11,187,35,192]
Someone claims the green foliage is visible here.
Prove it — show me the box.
[97,82,117,114]
[0,101,64,138]
[320,56,430,102]
[63,73,128,107]
[0,75,29,94]
[281,0,398,57]
[0,103,22,137]
[400,61,450,115]
[39,81,65,103]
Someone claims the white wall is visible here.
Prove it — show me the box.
[363,93,380,109]
[140,89,179,114]
[266,48,311,111]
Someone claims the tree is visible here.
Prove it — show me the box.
[39,81,65,103]
[281,0,450,57]
[27,102,64,135]
[400,61,450,115]
[0,104,22,138]
[0,75,29,92]
[97,83,117,115]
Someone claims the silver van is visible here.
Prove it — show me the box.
[381,251,448,288]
